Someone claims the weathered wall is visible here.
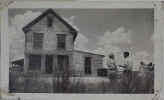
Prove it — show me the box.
[73,51,104,76]
[25,13,74,51]
[72,52,84,76]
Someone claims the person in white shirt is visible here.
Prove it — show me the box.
[119,51,133,71]
[107,53,117,71]
[119,51,133,93]
[106,53,117,80]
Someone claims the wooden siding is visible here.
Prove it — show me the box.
[73,51,104,76]
[25,14,74,51]
[24,10,103,76]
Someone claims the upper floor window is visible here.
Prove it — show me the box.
[33,33,44,49]
[57,34,66,49]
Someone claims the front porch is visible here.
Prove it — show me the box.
[24,50,74,74]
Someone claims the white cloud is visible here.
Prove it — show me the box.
[98,27,132,47]
[12,11,42,29]
[93,27,151,71]
[9,11,42,61]
[94,27,132,68]
[63,16,79,31]
[9,26,24,61]
[67,16,90,52]
[95,27,132,55]
[74,33,89,51]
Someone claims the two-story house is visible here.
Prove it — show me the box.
[21,9,104,76]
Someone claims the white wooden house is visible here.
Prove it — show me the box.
[21,9,104,76]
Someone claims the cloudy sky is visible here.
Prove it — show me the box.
[8,8,154,69]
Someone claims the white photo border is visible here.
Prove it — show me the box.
[0,1,164,100]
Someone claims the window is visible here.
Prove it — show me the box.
[84,57,92,75]
[57,55,69,72]
[45,55,53,74]
[57,34,66,49]
[29,55,41,70]
[33,33,44,49]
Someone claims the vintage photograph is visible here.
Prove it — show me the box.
[8,8,154,94]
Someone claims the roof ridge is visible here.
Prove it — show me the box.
[22,8,78,41]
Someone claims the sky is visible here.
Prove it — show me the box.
[8,8,154,70]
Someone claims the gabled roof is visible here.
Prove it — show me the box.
[22,8,78,41]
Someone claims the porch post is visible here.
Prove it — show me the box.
[24,53,29,73]
[41,55,45,73]
[69,54,73,75]
[53,55,57,75]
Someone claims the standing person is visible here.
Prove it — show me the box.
[123,51,133,71]
[133,61,154,93]
[107,53,117,71]
[139,61,146,72]
[119,51,133,93]
[107,53,118,80]
[147,62,154,71]
[106,53,118,92]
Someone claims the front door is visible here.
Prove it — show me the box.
[84,57,92,75]
[57,55,69,73]
[45,55,53,74]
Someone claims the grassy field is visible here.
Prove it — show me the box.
[53,71,154,93]
[10,71,154,93]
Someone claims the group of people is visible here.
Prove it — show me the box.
[107,51,133,72]
[106,51,153,73]
[106,51,133,92]
[106,51,154,93]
